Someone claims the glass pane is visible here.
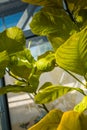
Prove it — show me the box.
[0,18,4,32]
[4,12,23,28]
[26,36,53,59]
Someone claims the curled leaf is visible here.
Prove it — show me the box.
[35,85,85,104]
[28,109,63,130]
[57,110,82,130]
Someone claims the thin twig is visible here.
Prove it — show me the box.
[61,67,86,87]
[28,93,49,113]
[64,0,76,23]
[6,68,27,83]
[42,104,49,113]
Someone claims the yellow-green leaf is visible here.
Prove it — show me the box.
[74,96,87,112]
[30,7,78,37]
[48,33,65,51]
[0,85,34,95]
[0,27,26,54]
[29,75,39,92]
[0,51,9,78]
[66,0,87,14]
[35,86,85,104]
[57,110,82,130]
[56,27,87,76]
[28,109,63,130]
[36,52,55,72]
[0,83,40,95]
[9,49,35,79]
[39,82,52,91]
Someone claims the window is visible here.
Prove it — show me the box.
[4,12,23,28]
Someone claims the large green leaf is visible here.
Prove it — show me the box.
[0,27,26,54]
[9,49,35,79]
[36,51,55,72]
[35,85,85,104]
[30,7,78,37]
[22,0,63,7]
[57,110,82,130]
[0,51,9,78]
[74,96,87,113]
[28,109,63,130]
[56,27,87,76]
[57,110,87,130]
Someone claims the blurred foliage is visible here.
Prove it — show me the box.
[0,0,87,130]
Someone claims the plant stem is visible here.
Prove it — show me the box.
[28,93,49,113]
[42,104,49,113]
[64,0,76,23]
[6,68,26,83]
[61,67,86,87]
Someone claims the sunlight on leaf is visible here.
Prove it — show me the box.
[57,110,82,130]
[36,52,55,72]
[56,27,87,76]
[74,96,87,112]
[30,7,78,37]
[35,86,85,104]
[0,27,26,54]
[28,109,63,130]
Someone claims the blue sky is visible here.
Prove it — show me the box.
[0,12,23,32]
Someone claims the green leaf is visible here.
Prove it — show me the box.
[36,52,55,72]
[9,56,32,79]
[0,85,35,95]
[57,110,82,130]
[55,27,87,76]
[39,82,53,90]
[48,33,65,50]
[22,0,63,7]
[76,9,87,28]
[30,7,78,37]
[35,86,85,104]
[37,51,53,60]
[14,80,26,86]
[0,27,26,54]
[0,51,9,78]
[74,96,87,112]
[66,0,87,13]
[16,48,35,63]
[29,75,40,92]
[81,113,87,130]
[9,49,35,79]
[28,109,63,130]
